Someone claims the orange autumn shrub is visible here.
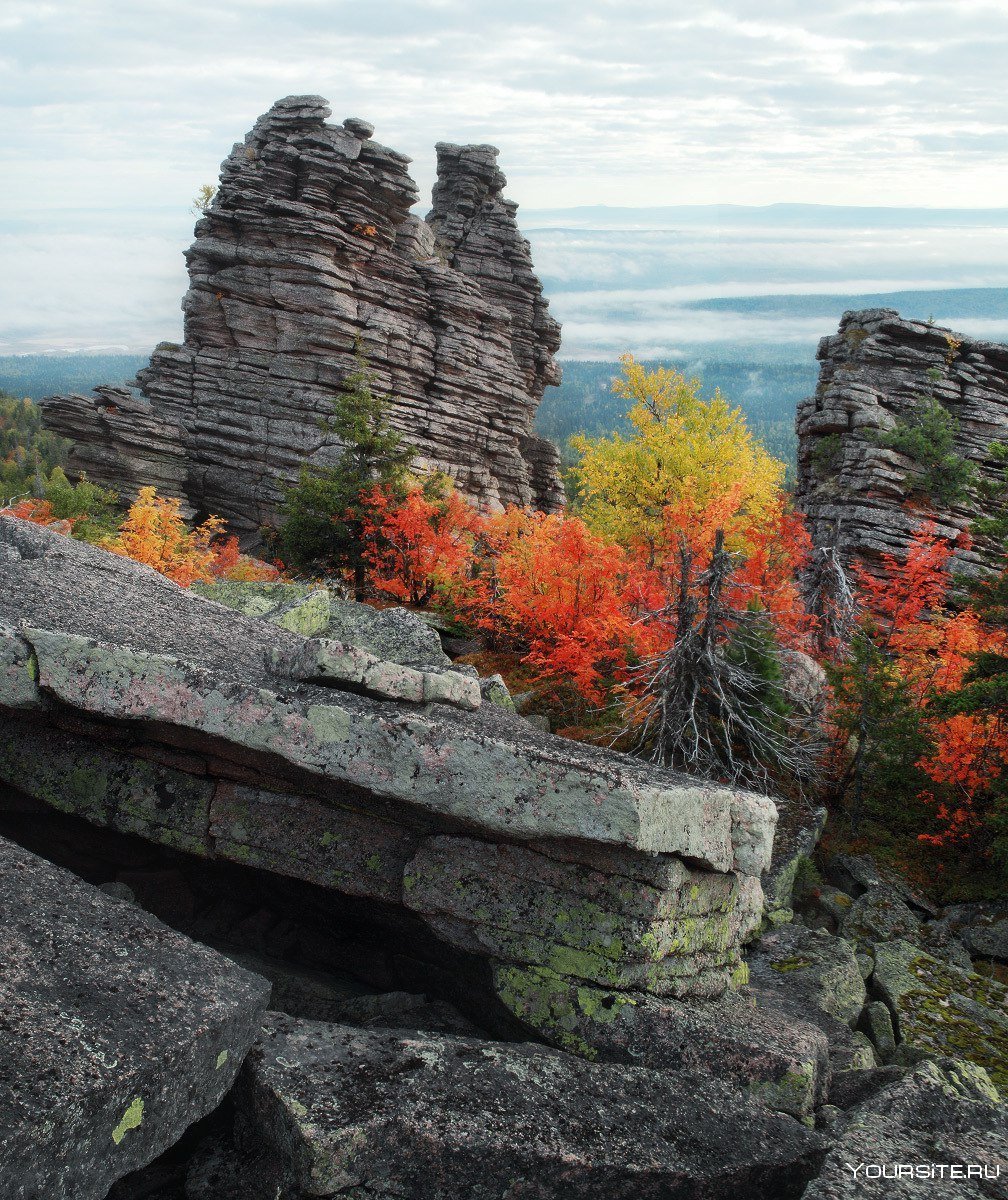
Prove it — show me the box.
[209,534,281,583]
[469,508,640,705]
[839,520,1008,858]
[0,497,58,525]
[104,486,224,586]
[361,482,479,607]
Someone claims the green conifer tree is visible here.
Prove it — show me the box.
[275,345,413,594]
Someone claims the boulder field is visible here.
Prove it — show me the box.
[0,515,1005,1198]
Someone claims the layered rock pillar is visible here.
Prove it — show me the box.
[795,308,1008,576]
[41,96,564,534]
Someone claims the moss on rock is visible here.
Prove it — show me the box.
[873,939,1008,1091]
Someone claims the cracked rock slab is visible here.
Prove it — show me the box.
[0,836,270,1200]
[231,1013,826,1199]
[802,1058,1008,1199]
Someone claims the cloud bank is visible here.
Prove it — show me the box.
[2,1,1008,352]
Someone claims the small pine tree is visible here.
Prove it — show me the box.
[826,630,929,833]
[878,396,975,506]
[275,345,414,594]
[44,468,119,542]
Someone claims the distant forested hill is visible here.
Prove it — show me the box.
[0,355,149,402]
[0,391,69,504]
[535,358,813,474]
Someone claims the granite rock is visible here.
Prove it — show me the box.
[0,835,269,1200]
[801,1058,1007,1199]
[230,1014,827,1199]
[840,884,922,947]
[871,939,1008,1091]
[0,515,776,1061]
[748,922,867,1028]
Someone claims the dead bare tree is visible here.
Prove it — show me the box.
[802,522,858,659]
[628,530,823,794]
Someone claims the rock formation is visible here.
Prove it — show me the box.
[41,96,564,534]
[795,308,1008,576]
[0,836,269,1200]
[0,515,775,1052]
[2,518,1007,1196]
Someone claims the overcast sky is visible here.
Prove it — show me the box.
[3,0,1008,351]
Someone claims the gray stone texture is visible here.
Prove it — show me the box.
[0,835,269,1200]
[801,1058,1007,1199]
[795,308,1008,576]
[229,1014,827,1199]
[0,515,776,1060]
[41,96,564,533]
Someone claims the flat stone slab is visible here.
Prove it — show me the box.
[0,517,777,1037]
[490,969,831,1120]
[0,517,775,872]
[0,836,270,1200]
[231,1014,826,1199]
[270,635,482,710]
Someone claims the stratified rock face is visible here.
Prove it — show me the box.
[0,515,776,1061]
[0,835,269,1200]
[795,308,1008,576]
[428,141,565,512]
[41,96,564,532]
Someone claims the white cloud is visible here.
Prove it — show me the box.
[2,0,1008,350]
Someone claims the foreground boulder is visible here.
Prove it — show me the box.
[871,939,1008,1092]
[0,515,775,1061]
[213,1014,827,1199]
[41,95,565,530]
[0,835,269,1200]
[802,1058,1007,1199]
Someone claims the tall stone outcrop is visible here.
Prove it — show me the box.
[41,96,564,533]
[795,308,1008,576]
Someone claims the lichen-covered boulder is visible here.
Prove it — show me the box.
[0,515,778,1067]
[269,635,482,709]
[840,884,922,947]
[944,902,1008,963]
[801,1058,1007,1199]
[872,939,1008,1091]
[862,999,897,1062]
[489,970,831,1120]
[192,580,333,636]
[749,923,867,1028]
[405,835,756,999]
[761,805,826,926]
[826,853,936,916]
[227,1014,827,1199]
[0,836,270,1200]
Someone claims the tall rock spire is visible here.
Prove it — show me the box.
[42,97,564,534]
